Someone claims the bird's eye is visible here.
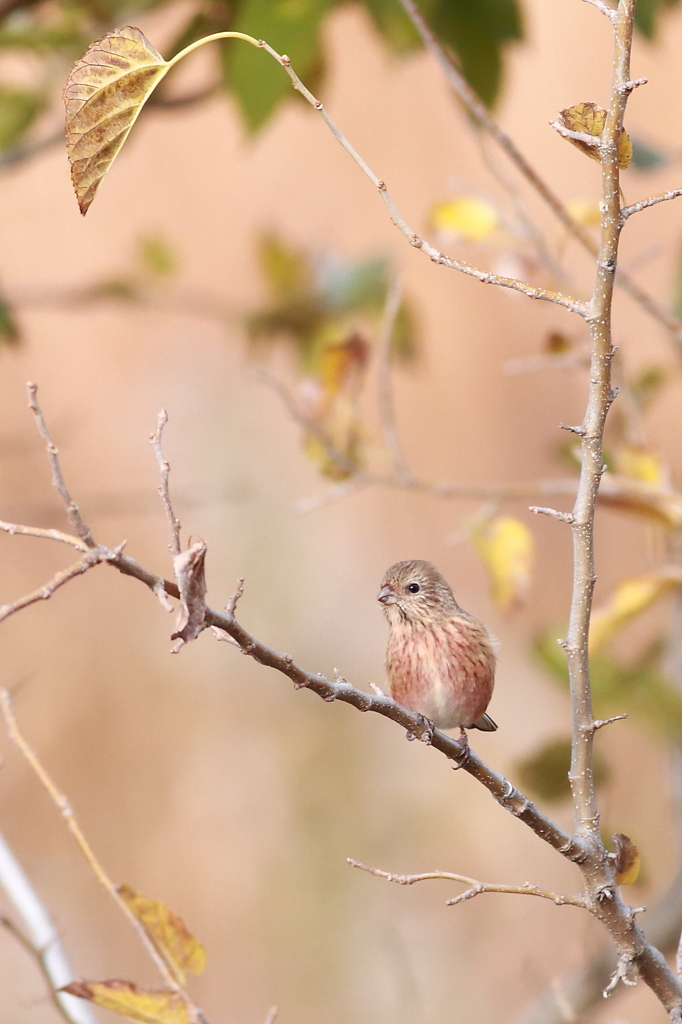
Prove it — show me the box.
[407,583,420,594]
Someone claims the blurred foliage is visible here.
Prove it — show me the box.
[246,232,414,367]
[469,514,533,613]
[630,136,668,172]
[535,630,682,743]
[515,736,608,802]
[248,232,413,479]
[0,0,526,156]
[635,0,681,37]
[0,290,19,344]
[0,0,678,163]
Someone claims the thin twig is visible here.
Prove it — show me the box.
[254,368,360,478]
[0,521,88,551]
[0,831,97,1024]
[622,188,682,221]
[529,506,575,524]
[150,410,181,557]
[347,860,588,909]
[376,276,412,483]
[255,42,585,316]
[583,0,617,21]
[27,384,94,547]
[0,548,108,624]
[0,691,183,993]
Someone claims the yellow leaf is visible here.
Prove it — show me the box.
[558,101,632,169]
[431,197,498,241]
[612,833,640,885]
[64,27,171,214]
[565,199,601,228]
[470,516,533,612]
[317,333,369,399]
[303,398,363,481]
[613,446,665,486]
[600,472,682,529]
[590,575,681,652]
[118,886,206,984]
[61,981,197,1024]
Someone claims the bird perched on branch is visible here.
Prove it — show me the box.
[378,560,497,745]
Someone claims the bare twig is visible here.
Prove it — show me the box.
[27,384,94,547]
[0,520,88,551]
[550,122,601,148]
[376,276,412,483]
[347,859,588,909]
[583,0,617,21]
[255,368,360,478]
[0,830,97,1024]
[255,43,585,315]
[0,690,183,993]
[529,506,575,524]
[150,410,181,557]
[622,188,682,221]
[0,547,109,624]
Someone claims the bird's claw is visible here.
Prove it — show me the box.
[406,714,435,745]
[451,727,470,770]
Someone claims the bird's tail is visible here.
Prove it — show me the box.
[471,712,497,732]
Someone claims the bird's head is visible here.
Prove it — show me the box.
[377,559,460,626]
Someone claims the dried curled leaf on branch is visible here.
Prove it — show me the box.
[557,101,632,168]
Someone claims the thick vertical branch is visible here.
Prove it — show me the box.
[567,0,632,842]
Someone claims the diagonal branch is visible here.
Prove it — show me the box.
[395,0,682,344]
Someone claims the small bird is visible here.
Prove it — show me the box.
[378,560,497,741]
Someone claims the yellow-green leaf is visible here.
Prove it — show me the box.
[64,27,171,215]
[431,197,498,241]
[590,574,682,652]
[613,445,665,486]
[565,198,601,228]
[61,980,197,1024]
[612,833,640,885]
[118,886,206,983]
[558,101,632,169]
[470,516,533,611]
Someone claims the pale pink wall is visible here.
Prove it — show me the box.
[1,2,682,1022]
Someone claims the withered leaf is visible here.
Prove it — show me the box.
[118,885,206,984]
[612,833,640,885]
[61,980,198,1024]
[558,101,632,169]
[64,27,171,215]
[171,540,208,648]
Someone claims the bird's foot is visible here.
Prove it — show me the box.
[406,714,435,745]
[451,727,470,770]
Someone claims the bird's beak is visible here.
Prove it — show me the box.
[377,585,397,605]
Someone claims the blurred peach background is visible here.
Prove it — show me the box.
[2,1,682,1022]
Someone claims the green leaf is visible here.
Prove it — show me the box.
[430,0,522,107]
[137,234,178,278]
[635,0,681,38]
[630,137,668,172]
[362,0,423,52]
[515,737,608,803]
[0,86,43,151]
[223,0,336,131]
[0,293,19,346]
[534,630,682,743]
